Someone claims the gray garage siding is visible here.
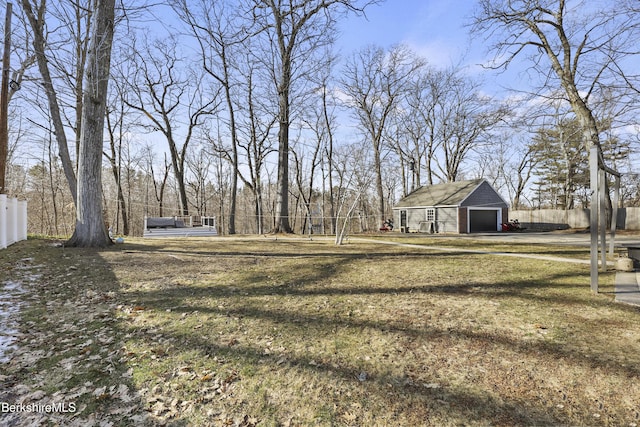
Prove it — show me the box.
[461,181,507,208]
[436,207,458,233]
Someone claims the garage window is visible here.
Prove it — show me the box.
[426,208,435,222]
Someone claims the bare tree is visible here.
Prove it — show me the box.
[342,44,424,227]
[472,0,640,214]
[19,0,117,245]
[293,53,338,235]
[0,2,13,195]
[249,0,376,233]
[104,77,134,235]
[436,74,508,182]
[495,135,539,209]
[20,0,78,201]
[393,80,426,193]
[332,141,374,244]
[66,0,115,247]
[143,147,171,218]
[185,145,213,216]
[46,0,92,164]
[389,66,448,193]
[235,61,277,234]
[122,35,218,216]
[27,111,71,235]
[6,3,36,106]
[291,130,321,234]
[172,0,247,233]
[318,81,339,234]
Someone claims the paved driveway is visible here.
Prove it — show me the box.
[425,230,640,246]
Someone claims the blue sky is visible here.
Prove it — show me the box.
[151,0,508,94]
[337,0,478,66]
[335,0,515,96]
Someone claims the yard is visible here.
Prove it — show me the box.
[1,235,639,426]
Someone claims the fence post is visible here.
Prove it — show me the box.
[0,194,6,249]
[17,199,27,241]
[7,196,16,245]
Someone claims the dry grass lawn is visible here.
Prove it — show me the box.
[1,235,639,426]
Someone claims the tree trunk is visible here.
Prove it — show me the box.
[324,126,336,235]
[373,140,385,227]
[67,0,115,247]
[225,85,238,235]
[274,80,292,233]
[0,3,11,195]
[106,113,130,235]
[175,163,190,216]
[106,155,129,235]
[254,180,264,234]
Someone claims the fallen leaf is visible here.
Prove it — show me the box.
[116,384,133,403]
[200,373,214,382]
[342,411,357,422]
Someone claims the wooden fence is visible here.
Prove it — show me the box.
[509,208,640,230]
[0,195,27,249]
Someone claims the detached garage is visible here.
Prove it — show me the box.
[392,179,509,234]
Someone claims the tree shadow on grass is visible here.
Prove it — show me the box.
[122,256,630,314]
[100,238,640,424]
[118,241,460,260]
[126,276,640,380]
[129,324,566,426]
[119,281,640,424]
[0,240,185,426]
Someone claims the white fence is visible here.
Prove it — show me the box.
[0,195,28,249]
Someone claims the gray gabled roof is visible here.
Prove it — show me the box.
[394,179,507,208]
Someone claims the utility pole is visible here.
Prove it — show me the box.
[0,2,12,195]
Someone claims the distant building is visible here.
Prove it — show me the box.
[393,179,509,234]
